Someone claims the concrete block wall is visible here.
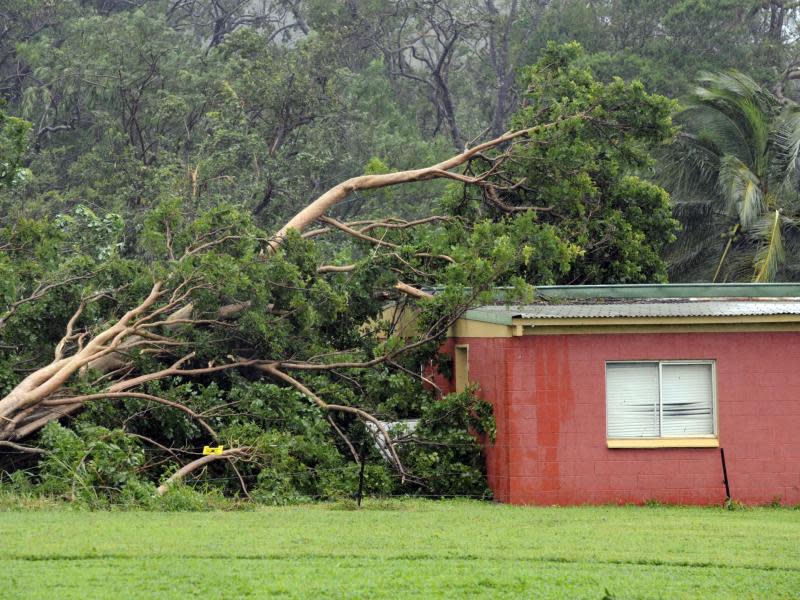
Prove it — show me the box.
[450,331,800,505]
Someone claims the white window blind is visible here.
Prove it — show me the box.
[606,362,714,439]
[606,363,659,438]
[660,363,714,436]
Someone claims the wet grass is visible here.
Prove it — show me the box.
[2,499,799,599]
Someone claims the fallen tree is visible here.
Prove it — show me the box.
[0,44,678,502]
[0,104,567,450]
[0,128,523,462]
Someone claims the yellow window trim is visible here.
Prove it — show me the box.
[607,437,719,449]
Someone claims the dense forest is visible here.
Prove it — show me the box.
[2,0,800,506]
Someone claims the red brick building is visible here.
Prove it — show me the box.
[443,284,800,506]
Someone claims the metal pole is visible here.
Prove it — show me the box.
[720,447,731,501]
[356,441,367,507]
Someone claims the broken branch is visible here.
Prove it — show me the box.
[156,447,251,495]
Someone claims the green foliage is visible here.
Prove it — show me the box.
[455,42,679,285]
[0,105,31,188]
[54,205,124,260]
[37,423,150,506]
[154,484,240,512]
[0,65,679,501]
[400,388,495,498]
[528,0,784,98]
[1,6,442,227]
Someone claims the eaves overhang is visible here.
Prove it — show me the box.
[454,301,800,338]
[511,312,800,330]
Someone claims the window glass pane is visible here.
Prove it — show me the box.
[606,363,659,438]
[660,363,714,436]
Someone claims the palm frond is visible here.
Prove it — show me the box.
[724,249,759,283]
[771,104,800,191]
[738,98,771,176]
[656,131,720,199]
[752,210,785,282]
[678,105,750,164]
[688,71,776,174]
[664,201,730,282]
[774,216,800,276]
[663,69,799,282]
[717,155,764,229]
[694,71,776,117]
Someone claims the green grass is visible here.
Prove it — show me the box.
[2,500,799,599]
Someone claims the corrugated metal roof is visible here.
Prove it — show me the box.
[467,300,800,321]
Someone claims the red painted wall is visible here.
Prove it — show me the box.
[448,331,800,505]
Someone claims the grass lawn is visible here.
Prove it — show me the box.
[1,500,799,599]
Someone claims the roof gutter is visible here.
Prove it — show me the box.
[511,313,800,328]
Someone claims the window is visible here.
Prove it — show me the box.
[606,361,716,447]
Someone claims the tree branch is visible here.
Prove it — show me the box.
[269,118,576,250]
[0,440,47,454]
[156,447,251,495]
[42,391,218,439]
[395,282,433,299]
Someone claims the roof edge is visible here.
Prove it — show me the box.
[423,283,800,302]
[530,283,800,300]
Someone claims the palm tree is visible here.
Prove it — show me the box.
[662,71,800,282]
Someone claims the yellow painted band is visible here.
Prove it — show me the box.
[607,438,719,449]
[450,320,800,338]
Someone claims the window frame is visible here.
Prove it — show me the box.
[454,344,469,393]
[605,359,718,448]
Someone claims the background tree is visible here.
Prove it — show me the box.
[0,105,30,188]
[472,42,678,284]
[526,1,800,97]
[663,71,800,282]
[5,1,800,236]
